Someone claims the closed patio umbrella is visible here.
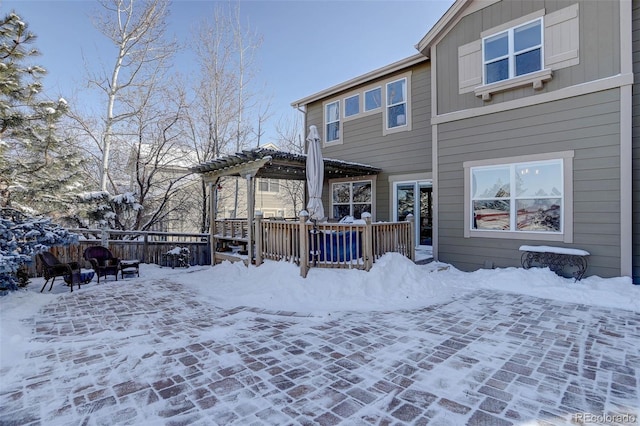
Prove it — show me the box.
[305,125,325,221]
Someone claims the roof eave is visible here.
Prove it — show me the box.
[415,0,472,55]
[291,53,429,108]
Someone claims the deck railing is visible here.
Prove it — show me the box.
[249,212,414,278]
[213,219,250,242]
[27,229,211,277]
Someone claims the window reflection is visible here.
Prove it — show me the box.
[471,159,563,233]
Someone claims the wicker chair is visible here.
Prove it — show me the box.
[83,246,120,283]
[37,252,81,293]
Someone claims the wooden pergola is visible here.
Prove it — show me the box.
[191,147,381,264]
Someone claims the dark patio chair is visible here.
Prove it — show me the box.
[83,246,120,283]
[37,252,81,293]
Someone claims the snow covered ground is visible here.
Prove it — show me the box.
[1,254,638,424]
[4,254,637,352]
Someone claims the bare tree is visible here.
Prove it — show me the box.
[64,0,196,230]
[89,0,175,192]
[274,112,305,215]
[230,5,262,218]
[127,79,199,232]
[183,3,264,231]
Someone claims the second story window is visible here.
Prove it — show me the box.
[325,100,340,143]
[483,18,542,84]
[386,78,407,129]
[344,94,359,118]
[364,87,381,111]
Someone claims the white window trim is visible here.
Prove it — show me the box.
[319,72,412,141]
[257,178,279,193]
[475,9,552,101]
[482,17,544,83]
[323,100,341,145]
[344,93,360,119]
[383,72,412,136]
[364,86,382,113]
[475,68,552,101]
[463,151,574,242]
[329,175,377,220]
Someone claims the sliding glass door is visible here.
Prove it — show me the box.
[394,181,432,247]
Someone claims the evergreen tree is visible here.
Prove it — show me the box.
[0,12,81,291]
[0,12,84,218]
[0,208,78,291]
[0,208,78,290]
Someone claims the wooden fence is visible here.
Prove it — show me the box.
[27,229,211,277]
[28,217,413,279]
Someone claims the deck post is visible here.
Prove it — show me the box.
[255,211,263,266]
[299,210,310,278]
[209,181,217,266]
[246,173,256,266]
[362,212,373,271]
[142,233,148,263]
[406,214,415,261]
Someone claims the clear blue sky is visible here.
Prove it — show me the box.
[1,0,454,144]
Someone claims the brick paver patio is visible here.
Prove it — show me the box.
[0,278,638,425]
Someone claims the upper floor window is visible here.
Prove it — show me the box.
[483,19,542,85]
[344,94,359,118]
[386,78,407,129]
[364,87,381,111]
[325,100,340,143]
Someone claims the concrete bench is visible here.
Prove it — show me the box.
[519,245,589,281]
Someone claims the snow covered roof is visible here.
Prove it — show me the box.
[191,147,381,181]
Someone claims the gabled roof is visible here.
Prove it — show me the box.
[191,148,381,181]
[416,0,494,55]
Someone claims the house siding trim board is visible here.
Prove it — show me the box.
[431,73,633,124]
[631,0,640,284]
[620,0,633,279]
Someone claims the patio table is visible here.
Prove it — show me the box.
[119,259,140,278]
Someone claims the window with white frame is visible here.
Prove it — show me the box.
[483,18,543,85]
[344,94,359,118]
[325,101,340,143]
[471,159,563,233]
[332,180,372,219]
[364,87,381,111]
[258,179,280,193]
[386,78,407,129]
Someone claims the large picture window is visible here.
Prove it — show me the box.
[332,180,372,220]
[471,159,563,233]
[483,18,542,84]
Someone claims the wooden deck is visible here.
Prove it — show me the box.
[214,213,415,277]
